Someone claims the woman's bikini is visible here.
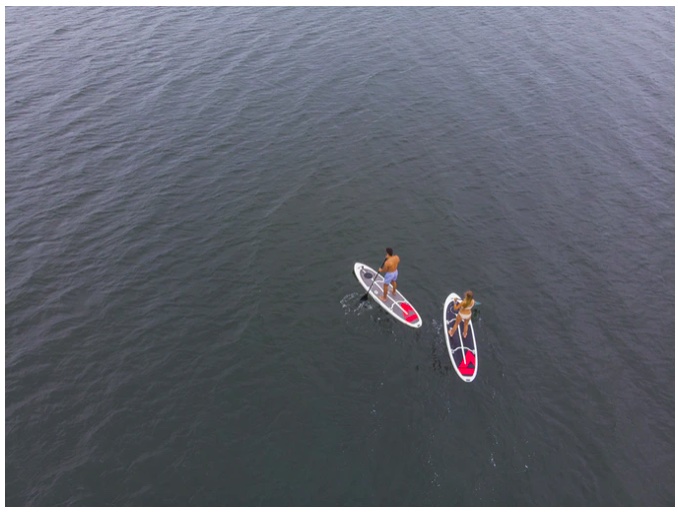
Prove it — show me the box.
[458,299,474,320]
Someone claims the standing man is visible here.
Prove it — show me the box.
[378,247,400,301]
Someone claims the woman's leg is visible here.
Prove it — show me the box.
[462,317,470,338]
[448,316,461,337]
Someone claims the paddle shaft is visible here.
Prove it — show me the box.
[361,258,387,301]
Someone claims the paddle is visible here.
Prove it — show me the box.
[472,301,483,320]
[360,258,387,301]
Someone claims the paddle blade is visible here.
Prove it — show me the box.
[360,292,370,301]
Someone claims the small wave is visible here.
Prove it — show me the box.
[430,318,444,334]
[339,292,373,316]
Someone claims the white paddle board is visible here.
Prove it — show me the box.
[444,292,478,382]
[353,262,422,329]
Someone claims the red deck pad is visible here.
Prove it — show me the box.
[400,302,419,323]
[458,350,476,376]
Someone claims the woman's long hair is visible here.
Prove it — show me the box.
[460,290,474,308]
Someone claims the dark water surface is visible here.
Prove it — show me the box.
[5,7,674,506]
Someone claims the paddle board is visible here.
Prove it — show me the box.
[353,262,422,329]
[444,292,478,382]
